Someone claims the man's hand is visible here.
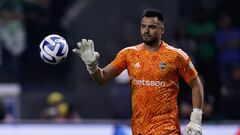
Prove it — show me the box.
[183,108,203,135]
[73,39,99,74]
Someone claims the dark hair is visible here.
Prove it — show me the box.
[142,9,164,22]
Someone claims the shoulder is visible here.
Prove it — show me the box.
[164,42,189,61]
[119,43,144,54]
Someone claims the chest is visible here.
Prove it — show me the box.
[126,52,178,79]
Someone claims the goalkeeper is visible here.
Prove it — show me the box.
[73,9,204,135]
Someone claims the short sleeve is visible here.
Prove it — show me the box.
[110,48,127,75]
[177,49,198,83]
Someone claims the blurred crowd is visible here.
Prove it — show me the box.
[0,0,240,122]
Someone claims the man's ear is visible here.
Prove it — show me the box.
[161,26,165,34]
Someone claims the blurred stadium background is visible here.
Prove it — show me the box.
[0,0,240,134]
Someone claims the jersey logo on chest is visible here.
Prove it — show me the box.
[159,62,167,70]
[133,62,141,68]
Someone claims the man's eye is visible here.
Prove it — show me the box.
[149,25,157,29]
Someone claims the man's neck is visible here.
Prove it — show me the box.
[144,40,162,52]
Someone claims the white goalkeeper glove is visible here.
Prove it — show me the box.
[73,39,100,74]
[183,108,203,135]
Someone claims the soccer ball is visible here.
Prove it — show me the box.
[39,34,69,64]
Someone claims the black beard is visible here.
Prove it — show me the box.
[143,38,158,46]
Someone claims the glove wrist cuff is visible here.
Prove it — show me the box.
[86,63,98,74]
[193,108,203,114]
[190,108,202,125]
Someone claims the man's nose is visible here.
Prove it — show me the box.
[144,27,150,33]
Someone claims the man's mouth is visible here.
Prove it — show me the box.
[143,34,151,38]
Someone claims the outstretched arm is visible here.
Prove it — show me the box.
[90,64,119,85]
[183,76,204,135]
[73,39,118,85]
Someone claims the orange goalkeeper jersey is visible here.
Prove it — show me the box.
[110,41,198,135]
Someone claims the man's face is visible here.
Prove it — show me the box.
[141,17,164,46]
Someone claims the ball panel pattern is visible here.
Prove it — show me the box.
[39,34,68,64]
